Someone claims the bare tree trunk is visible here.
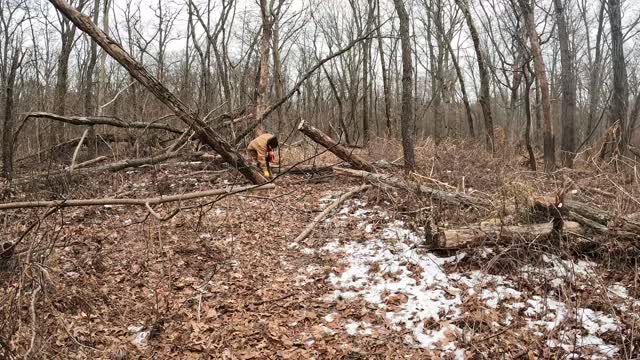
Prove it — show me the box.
[1,49,21,179]
[256,0,273,120]
[84,0,100,158]
[455,0,494,150]
[376,0,392,135]
[607,0,629,156]
[585,1,605,140]
[554,0,576,167]
[523,63,537,171]
[97,0,109,117]
[431,0,444,143]
[520,0,555,172]
[439,35,474,138]
[323,66,350,144]
[52,20,78,147]
[362,38,370,145]
[392,0,416,171]
[272,21,285,133]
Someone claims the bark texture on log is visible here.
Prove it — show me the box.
[298,120,375,172]
[439,221,583,248]
[47,0,266,184]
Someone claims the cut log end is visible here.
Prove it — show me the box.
[297,119,306,130]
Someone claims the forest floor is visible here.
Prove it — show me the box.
[1,139,640,359]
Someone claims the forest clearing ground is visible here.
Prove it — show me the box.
[2,139,640,358]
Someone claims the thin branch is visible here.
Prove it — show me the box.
[0,184,276,210]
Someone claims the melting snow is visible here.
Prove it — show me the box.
[313,199,626,358]
[344,320,373,336]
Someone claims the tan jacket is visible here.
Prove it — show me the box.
[247,133,274,168]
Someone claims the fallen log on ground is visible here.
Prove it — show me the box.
[0,183,275,210]
[274,165,335,175]
[21,112,183,134]
[335,167,490,209]
[49,0,265,184]
[292,184,371,244]
[503,195,640,239]
[298,121,375,172]
[437,221,583,249]
[563,200,640,237]
[74,156,108,169]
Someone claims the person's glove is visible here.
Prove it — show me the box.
[263,168,270,177]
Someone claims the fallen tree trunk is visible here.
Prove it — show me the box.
[504,195,640,238]
[335,167,490,209]
[298,120,375,172]
[48,0,265,185]
[562,199,640,237]
[292,184,371,244]
[74,156,107,169]
[21,112,183,134]
[0,183,275,210]
[438,221,583,248]
[273,165,335,175]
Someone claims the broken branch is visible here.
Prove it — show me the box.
[293,184,371,244]
[21,112,183,134]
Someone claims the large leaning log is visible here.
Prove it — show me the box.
[298,121,375,172]
[438,221,583,248]
[48,0,265,185]
[335,167,490,209]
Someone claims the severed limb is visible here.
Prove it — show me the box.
[292,184,371,244]
[74,156,108,170]
[69,128,90,172]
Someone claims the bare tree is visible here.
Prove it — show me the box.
[1,0,28,179]
[392,0,415,171]
[455,0,495,150]
[51,0,86,147]
[606,0,629,156]
[519,0,555,172]
[554,0,576,167]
